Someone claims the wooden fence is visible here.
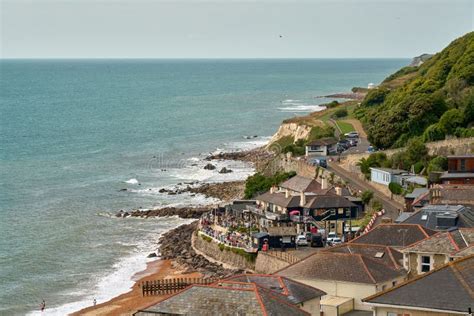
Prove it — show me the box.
[141,277,216,296]
[265,250,300,264]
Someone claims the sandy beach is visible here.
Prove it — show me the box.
[72,259,201,316]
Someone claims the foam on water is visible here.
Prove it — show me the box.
[125,178,139,184]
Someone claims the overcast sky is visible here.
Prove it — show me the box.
[1,0,472,58]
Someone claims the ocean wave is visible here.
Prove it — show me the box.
[278,105,326,112]
[125,178,139,184]
[26,219,195,316]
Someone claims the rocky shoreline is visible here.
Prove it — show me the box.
[158,221,240,278]
[206,146,274,167]
[116,206,212,219]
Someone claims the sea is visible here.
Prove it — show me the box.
[0,58,408,315]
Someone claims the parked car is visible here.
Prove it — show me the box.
[331,238,343,245]
[326,232,338,243]
[367,145,375,153]
[349,139,358,146]
[310,157,327,168]
[296,235,308,246]
[310,234,324,247]
[344,131,359,138]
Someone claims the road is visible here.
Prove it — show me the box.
[327,161,404,222]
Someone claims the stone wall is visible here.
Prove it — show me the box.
[254,252,292,274]
[193,233,256,271]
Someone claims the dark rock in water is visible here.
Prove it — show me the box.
[203,163,216,170]
[168,191,177,195]
[159,188,167,193]
[119,188,127,192]
[253,135,258,138]
[116,210,124,217]
[218,167,233,174]
[191,164,198,167]
[147,252,158,258]
[123,212,130,217]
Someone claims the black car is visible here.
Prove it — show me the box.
[310,234,324,247]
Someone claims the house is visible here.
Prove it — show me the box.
[305,137,338,157]
[401,204,474,230]
[363,255,474,316]
[440,155,474,184]
[369,168,407,186]
[276,252,407,313]
[221,274,327,316]
[349,224,437,249]
[252,175,358,232]
[134,278,316,316]
[400,228,474,278]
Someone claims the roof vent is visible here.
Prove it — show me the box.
[375,252,385,258]
[421,214,428,220]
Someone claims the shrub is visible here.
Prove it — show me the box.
[218,243,225,251]
[371,199,383,212]
[201,234,212,243]
[427,156,448,173]
[388,182,403,196]
[244,171,296,199]
[326,100,339,108]
[334,108,348,118]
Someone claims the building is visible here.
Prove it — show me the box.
[440,155,474,184]
[370,168,427,188]
[222,274,327,316]
[401,204,474,231]
[134,277,319,316]
[363,255,474,316]
[252,175,358,233]
[305,137,338,157]
[400,228,474,278]
[276,252,407,313]
[349,224,437,249]
[370,168,407,186]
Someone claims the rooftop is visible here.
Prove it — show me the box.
[440,172,474,179]
[369,167,407,175]
[279,175,323,193]
[402,204,474,230]
[349,224,437,248]
[304,194,356,209]
[221,274,326,304]
[136,283,310,316]
[276,252,405,285]
[363,255,474,313]
[306,137,338,147]
[255,191,300,208]
[325,243,403,270]
[405,187,429,199]
[402,228,474,256]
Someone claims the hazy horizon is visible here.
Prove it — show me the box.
[1,0,472,59]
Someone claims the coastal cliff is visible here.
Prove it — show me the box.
[266,122,312,147]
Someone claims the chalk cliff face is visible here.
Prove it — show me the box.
[266,122,312,148]
[409,53,434,67]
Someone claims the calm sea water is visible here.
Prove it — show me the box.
[0,59,407,315]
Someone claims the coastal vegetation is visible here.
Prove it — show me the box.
[244,171,296,199]
[355,31,474,149]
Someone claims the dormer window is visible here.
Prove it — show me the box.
[420,255,431,273]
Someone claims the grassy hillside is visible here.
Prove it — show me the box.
[355,32,474,149]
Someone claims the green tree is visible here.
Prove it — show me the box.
[334,108,348,118]
[388,182,403,196]
[361,190,374,205]
[427,156,448,173]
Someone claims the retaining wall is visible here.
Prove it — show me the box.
[254,252,292,274]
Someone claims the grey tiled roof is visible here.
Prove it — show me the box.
[276,252,405,284]
[350,224,437,248]
[402,228,474,255]
[137,283,310,316]
[325,243,403,270]
[363,255,474,313]
[306,137,338,146]
[402,205,474,230]
[224,274,326,304]
[255,192,300,208]
[304,194,356,209]
[279,176,322,193]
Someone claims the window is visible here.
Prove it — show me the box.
[392,281,397,287]
[421,255,431,273]
[338,208,344,215]
[460,159,466,171]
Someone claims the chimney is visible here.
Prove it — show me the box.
[270,186,276,194]
[300,192,306,207]
[335,187,342,196]
[321,177,328,190]
[285,189,290,198]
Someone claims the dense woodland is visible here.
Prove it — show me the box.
[356,32,474,149]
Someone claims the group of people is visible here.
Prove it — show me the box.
[38,298,97,312]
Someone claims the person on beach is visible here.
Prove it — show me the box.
[93,298,97,306]
[40,299,45,312]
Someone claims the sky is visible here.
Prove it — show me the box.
[1,0,473,58]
